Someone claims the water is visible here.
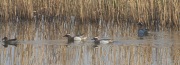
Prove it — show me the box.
[0,21,179,65]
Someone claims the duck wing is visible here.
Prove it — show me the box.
[101,39,111,40]
[8,38,17,41]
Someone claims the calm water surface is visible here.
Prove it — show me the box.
[0,22,179,65]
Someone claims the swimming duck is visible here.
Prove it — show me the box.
[91,37,113,47]
[63,34,87,43]
[137,23,149,38]
[2,37,17,47]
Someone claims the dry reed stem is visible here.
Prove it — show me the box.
[0,0,179,30]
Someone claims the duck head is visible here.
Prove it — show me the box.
[63,34,71,37]
[137,22,145,29]
[91,37,99,41]
[2,37,8,41]
[137,22,143,26]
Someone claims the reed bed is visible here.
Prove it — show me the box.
[0,0,179,30]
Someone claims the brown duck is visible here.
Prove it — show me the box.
[2,37,17,48]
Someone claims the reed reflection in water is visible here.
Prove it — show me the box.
[0,21,179,65]
[0,42,179,65]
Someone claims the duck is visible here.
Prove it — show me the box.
[137,23,149,38]
[91,37,113,47]
[63,34,87,43]
[2,37,17,48]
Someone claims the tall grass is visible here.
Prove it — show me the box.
[0,0,179,30]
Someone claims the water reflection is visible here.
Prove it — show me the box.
[0,21,179,65]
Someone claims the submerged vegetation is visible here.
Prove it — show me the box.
[0,0,179,30]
